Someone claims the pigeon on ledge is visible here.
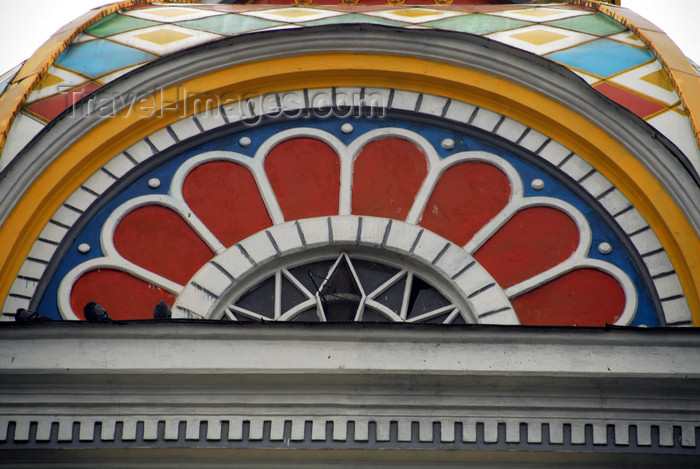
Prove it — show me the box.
[153,300,172,320]
[83,302,111,322]
[9,308,53,322]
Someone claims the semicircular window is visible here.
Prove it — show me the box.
[227,253,463,324]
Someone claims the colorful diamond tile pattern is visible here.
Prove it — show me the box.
[55,39,156,78]
[2,3,696,168]
[547,38,654,78]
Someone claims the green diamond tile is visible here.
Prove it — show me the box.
[423,14,531,36]
[86,14,160,37]
[303,13,404,27]
[546,13,626,37]
[177,13,283,35]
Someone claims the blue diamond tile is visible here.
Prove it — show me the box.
[546,38,654,77]
[55,39,156,78]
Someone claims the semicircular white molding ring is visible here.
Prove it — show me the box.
[173,216,519,325]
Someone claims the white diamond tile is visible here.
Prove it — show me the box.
[96,64,140,84]
[609,61,680,106]
[488,7,592,23]
[241,7,344,24]
[573,69,601,85]
[26,66,89,103]
[124,6,224,23]
[607,30,646,47]
[0,112,45,171]
[110,24,222,55]
[487,24,596,55]
[364,8,466,24]
[647,108,700,176]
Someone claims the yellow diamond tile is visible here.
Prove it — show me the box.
[510,8,563,18]
[37,73,64,90]
[640,69,675,92]
[509,29,568,46]
[390,9,442,19]
[268,9,322,19]
[145,7,194,18]
[134,29,194,45]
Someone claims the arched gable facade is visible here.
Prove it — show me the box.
[1,1,699,466]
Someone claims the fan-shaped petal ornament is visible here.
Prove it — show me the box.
[58,126,636,326]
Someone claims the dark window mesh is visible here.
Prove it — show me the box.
[228,253,459,324]
[318,257,361,322]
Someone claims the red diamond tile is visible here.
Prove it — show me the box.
[26,82,102,122]
[593,82,666,119]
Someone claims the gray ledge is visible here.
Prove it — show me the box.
[0,323,699,464]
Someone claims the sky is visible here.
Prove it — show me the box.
[0,0,698,75]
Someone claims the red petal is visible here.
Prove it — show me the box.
[352,138,428,219]
[265,137,340,220]
[512,268,626,326]
[474,206,579,288]
[114,205,213,285]
[420,161,511,245]
[70,269,176,320]
[183,161,272,247]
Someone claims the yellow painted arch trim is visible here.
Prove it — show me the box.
[1,53,698,323]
